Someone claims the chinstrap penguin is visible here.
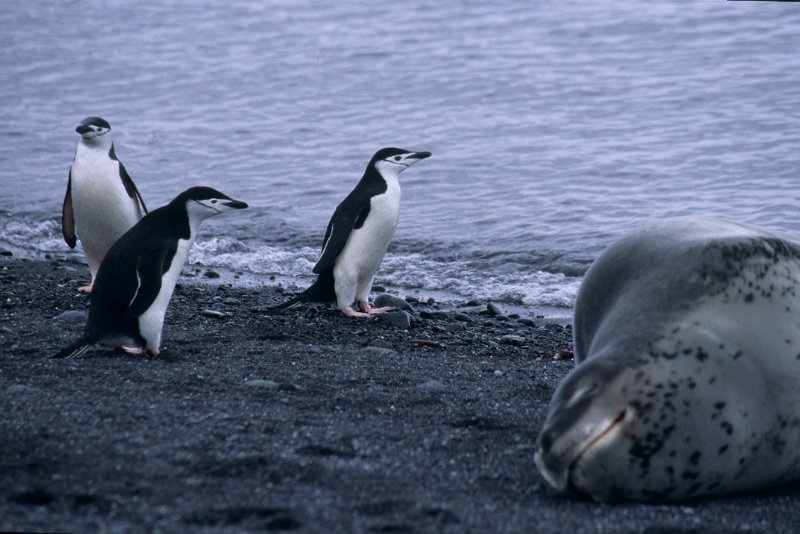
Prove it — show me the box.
[274,147,431,317]
[62,116,148,293]
[53,186,248,359]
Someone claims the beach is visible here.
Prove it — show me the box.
[2,255,799,533]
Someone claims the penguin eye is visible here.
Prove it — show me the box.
[210,199,218,204]
[394,156,401,161]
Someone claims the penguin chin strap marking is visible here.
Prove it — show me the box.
[193,199,222,214]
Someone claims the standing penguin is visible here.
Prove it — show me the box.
[62,116,148,293]
[275,147,431,317]
[53,186,248,359]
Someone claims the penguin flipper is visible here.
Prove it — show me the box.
[62,170,76,248]
[313,205,369,274]
[124,251,166,319]
[109,144,148,216]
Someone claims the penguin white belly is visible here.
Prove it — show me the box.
[71,154,140,273]
[137,238,194,352]
[334,187,400,303]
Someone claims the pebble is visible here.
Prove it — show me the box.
[6,384,34,394]
[378,310,412,330]
[373,294,415,313]
[446,322,465,333]
[465,299,483,307]
[499,335,526,346]
[244,379,279,389]
[493,370,504,377]
[0,249,13,257]
[203,270,221,279]
[454,313,471,322]
[517,318,536,327]
[201,309,226,318]
[308,346,323,354]
[405,295,420,304]
[52,310,88,324]
[543,323,563,332]
[416,380,446,391]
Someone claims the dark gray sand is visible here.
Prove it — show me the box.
[2,255,799,533]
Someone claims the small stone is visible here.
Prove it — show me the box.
[308,346,323,354]
[426,297,436,305]
[446,322,465,333]
[405,295,420,304]
[454,313,471,322]
[554,349,574,360]
[52,310,88,324]
[369,339,394,350]
[374,294,415,313]
[378,310,412,330]
[416,380,446,391]
[222,297,240,305]
[201,309,226,318]
[204,270,221,279]
[499,335,526,346]
[544,323,564,332]
[494,370,504,377]
[517,318,536,327]
[372,285,386,293]
[244,379,279,389]
[486,303,503,316]
[0,249,13,257]
[465,299,483,307]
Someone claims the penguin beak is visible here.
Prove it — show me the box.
[410,151,432,161]
[222,199,248,210]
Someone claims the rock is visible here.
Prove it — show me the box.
[52,310,88,324]
[203,270,221,279]
[244,379,279,389]
[361,346,398,356]
[517,318,536,327]
[405,295,420,304]
[486,303,503,316]
[493,370,504,377]
[465,299,483,307]
[416,379,446,391]
[446,322,465,333]
[222,297,240,305]
[454,313,471,322]
[308,346,323,354]
[0,249,13,257]
[372,285,386,293]
[369,339,394,350]
[201,309,227,318]
[543,323,563,332]
[373,294,415,313]
[499,335,526,346]
[378,310,412,330]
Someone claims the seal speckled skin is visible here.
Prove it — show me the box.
[535,217,800,501]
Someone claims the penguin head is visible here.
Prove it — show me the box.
[75,116,112,140]
[178,186,249,222]
[372,147,432,178]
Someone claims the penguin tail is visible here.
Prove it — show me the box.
[270,271,336,311]
[52,337,95,359]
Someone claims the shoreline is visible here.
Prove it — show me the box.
[2,256,799,532]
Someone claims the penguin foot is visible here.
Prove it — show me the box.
[341,306,373,318]
[121,346,145,355]
[77,282,94,293]
[357,302,395,315]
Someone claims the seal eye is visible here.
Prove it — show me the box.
[394,156,401,161]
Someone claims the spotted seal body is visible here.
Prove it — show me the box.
[535,217,800,501]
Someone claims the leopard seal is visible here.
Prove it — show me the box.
[535,217,800,501]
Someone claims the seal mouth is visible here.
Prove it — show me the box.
[566,408,628,492]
